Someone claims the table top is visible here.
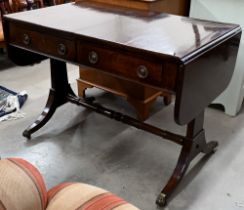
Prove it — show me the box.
[4,2,240,62]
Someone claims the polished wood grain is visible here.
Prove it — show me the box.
[77,42,178,90]
[77,0,189,121]
[76,0,189,16]
[3,3,241,206]
[4,3,238,59]
[9,23,76,60]
[5,3,240,123]
[78,41,163,86]
[0,0,43,49]
[77,68,172,120]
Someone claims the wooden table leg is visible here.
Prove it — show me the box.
[127,97,155,121]
[65,95,218,206]
[23,59,75,139]
[156,112,218,207]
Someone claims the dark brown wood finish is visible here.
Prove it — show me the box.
[78,41,165,87]
[77,69,172,121]
[77,0,183,121]
[175,33,242,124]
[0,0,43,49]
[3,2,241,207]
[77,0,189,16]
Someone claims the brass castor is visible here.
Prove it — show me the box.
[156,193,167,207]
[23,130,31,140]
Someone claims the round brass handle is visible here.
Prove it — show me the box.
[57,43,67,56]
[23,34,31,45]
[88,51,99,64]
[137,65,149,79]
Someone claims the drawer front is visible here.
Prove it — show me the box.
[78,42,163,87]
[8,24,75,60]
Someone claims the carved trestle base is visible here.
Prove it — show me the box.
[23,59,218,207]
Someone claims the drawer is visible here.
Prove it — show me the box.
[8,23,76,60]
[78,42,163,87]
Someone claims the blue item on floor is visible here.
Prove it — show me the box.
[0,86,28,118]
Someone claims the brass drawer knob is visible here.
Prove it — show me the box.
[137,65,149,79]
[23,34,31,45]
[88,51,99,64]
[57,43,67,55]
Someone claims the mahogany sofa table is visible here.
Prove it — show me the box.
[76,0,189,121]
[3,2,241,206]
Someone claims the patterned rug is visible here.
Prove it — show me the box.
[0,86,28,121]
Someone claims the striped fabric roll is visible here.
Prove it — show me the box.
[47,183,140,210]
[0,158,47,210]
